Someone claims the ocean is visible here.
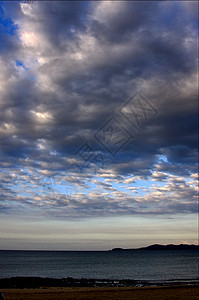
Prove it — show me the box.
[0,250,198,281]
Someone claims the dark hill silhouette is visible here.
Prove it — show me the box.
[111,244,199,251]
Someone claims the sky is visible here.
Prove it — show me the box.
[0,1,198,250]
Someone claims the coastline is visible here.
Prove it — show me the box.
[0,276,198,288]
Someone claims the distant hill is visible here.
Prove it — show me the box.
[110,244,199,251]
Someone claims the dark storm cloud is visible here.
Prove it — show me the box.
[0,1,198,217]
[91,2,159,43]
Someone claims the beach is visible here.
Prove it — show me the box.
[1,285,199,300]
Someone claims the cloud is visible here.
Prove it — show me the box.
[0,1,198,219]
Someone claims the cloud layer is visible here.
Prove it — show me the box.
[0,1,198,219]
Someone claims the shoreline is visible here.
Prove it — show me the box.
[0,276,198,289]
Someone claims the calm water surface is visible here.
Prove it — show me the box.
[0,250,198,280]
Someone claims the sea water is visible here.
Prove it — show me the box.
[0,250,198,281]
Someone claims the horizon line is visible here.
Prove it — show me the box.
[1,243,198,252]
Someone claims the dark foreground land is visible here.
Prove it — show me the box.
[1,285,199,300]
[0,277,199,300]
